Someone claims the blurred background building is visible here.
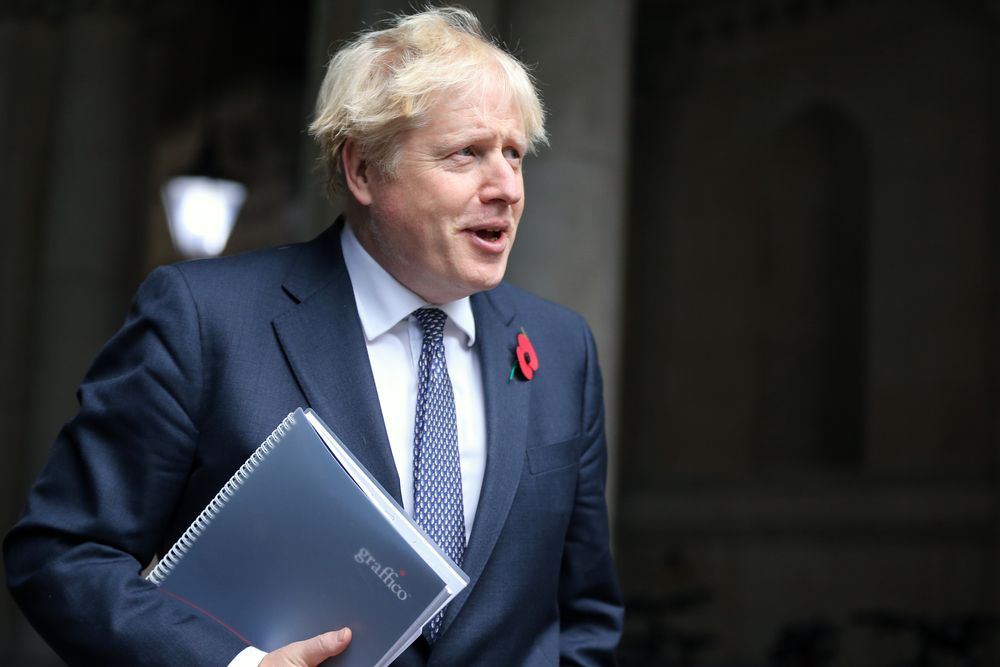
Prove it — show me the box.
[1,0,998,665]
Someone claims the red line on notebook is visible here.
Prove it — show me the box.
[158,587,252,646]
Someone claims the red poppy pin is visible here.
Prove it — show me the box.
[509,328,539,381]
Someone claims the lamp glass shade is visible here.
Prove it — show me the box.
[161,175,246,258]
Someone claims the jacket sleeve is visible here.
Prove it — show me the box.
[4,265,249,666]
[558,320,625,665]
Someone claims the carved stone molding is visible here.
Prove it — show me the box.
[655,0,871,55]
[648,0,993,57]
[0,0,154,23]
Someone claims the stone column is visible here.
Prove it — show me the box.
[28,0,149,473]
[501,0,634,518]
[0,7,69,665]
[0,7,62,516]
[14,2,151,659]
[0,6,64,663]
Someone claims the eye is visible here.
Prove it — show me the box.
[454,146,475,158]
[503,147,522,162]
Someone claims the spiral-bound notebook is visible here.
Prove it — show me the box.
[146,408,468,667]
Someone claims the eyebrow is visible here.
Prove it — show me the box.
[435,128,527,150]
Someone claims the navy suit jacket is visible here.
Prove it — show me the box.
[5,223,623,666]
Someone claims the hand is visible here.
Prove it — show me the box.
[260,628,352,666]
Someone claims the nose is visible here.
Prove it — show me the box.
[479,151,522,206]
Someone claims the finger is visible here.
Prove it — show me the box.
[295,628,352,665]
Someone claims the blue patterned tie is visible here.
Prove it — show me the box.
[411,307,466,642]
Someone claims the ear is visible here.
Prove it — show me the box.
[342,139,374,205]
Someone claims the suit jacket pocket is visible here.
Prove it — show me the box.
[526,437,580,475]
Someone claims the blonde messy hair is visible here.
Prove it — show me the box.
[309,6,547,194]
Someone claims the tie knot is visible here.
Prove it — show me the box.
[413,307,447,339]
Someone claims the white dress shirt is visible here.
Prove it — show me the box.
[229,223,487,667]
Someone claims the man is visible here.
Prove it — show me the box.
[5,7,623,666]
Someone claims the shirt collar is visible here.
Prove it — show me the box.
[340,221,476,346]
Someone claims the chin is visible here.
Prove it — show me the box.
[473,272,505,292]
[448,260,509,298]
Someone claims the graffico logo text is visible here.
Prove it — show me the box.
[355,548,409,600]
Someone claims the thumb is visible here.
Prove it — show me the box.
[289,628,353,666]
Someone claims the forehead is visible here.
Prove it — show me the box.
[420,76,526,140]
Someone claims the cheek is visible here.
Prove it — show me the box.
[371,185,429,240]
[510,203,524,237]
[512,199,524,218]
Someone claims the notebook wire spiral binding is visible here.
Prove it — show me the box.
[145,411,298,585]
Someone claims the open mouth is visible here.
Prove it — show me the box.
[475,229,503,242]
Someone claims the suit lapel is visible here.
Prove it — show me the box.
[271,224,402,503]
[438,286,531,636]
